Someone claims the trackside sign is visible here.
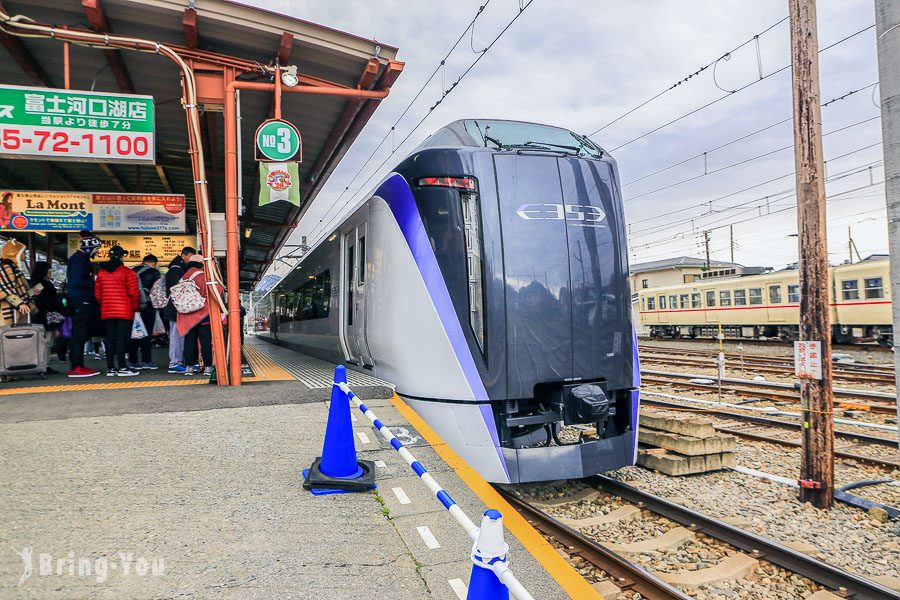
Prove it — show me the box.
[0,84,154,163]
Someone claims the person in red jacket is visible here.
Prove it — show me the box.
[94,245,141,377]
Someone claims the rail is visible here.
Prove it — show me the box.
[593,476,900,600]
[496,487,691,600]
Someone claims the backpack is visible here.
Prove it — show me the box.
[149,277,169,309]
[169,271,206,314]
[135,266,150,309]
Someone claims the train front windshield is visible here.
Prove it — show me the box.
[461,119,604,158]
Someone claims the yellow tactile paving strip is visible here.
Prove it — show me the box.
[0,378,208,396]
[243,344,294,382]
[0,343,297,396]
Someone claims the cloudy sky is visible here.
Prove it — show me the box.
[249,0,886,282]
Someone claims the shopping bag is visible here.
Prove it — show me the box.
[151,312,166,337]
[59,317,72,339]
[131,312,148,339]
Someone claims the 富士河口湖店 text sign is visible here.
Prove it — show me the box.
[0,190,185,232]
[0,85,154,163]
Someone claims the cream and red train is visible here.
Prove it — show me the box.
[637,258,892,346]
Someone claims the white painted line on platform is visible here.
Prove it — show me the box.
[357,431,371,445]
[447,578,468,599]
[416,525,441,549]
[392,486,412,505]
[350,413,357,422]
[374,460,387,468]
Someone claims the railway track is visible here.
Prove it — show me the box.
[642,369,899,414]
[637,336,893,354]
[498,479,900,600]
[642,397,900,470]
[639,345,896,386]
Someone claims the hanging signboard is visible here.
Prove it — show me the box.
[0,84,154,163]
[255,118,302,162]
[0,190,185,232]
[67,233,195,264]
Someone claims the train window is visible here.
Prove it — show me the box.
[668,295,677,309]
[769,286,782,304]
[841,280,859,300]
[641,297,646,310]
[706,291,715,307]
[642,279,648,289]
[749,288,763,305]
[658,295,666,309]
[691,293,701,308]
[733,289,747,306]
[358,236,366,285]
[719,290,731,307]
[347,244,354,325]
[679,294,689,309]
[647,297,655,310]
[865,277,884,299]
[788,285,800,303]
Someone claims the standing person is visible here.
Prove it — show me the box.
[176,253,216,376]
[0,239,34,326]
[66,232,102,378]
[163,246,193,374]
[128,254,161,370]
[94,245,140,377]
[28,261,63,375]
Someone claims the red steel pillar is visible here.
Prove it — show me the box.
[223,67,242,385]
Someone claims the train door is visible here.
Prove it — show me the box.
[342,222,373,367]
[703,288,718,323]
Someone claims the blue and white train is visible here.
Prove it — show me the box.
[261,119,640,484]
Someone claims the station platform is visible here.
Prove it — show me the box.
[0,337,585,599]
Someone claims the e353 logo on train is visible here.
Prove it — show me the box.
[515,203,606,227]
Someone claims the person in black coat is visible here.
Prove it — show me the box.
[128,254,161,369]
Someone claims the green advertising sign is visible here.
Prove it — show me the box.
[0,84,155,163]
[255,119,302,162]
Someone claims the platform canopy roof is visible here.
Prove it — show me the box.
[0,0,401,289]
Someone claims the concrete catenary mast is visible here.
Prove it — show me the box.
[874,0,900,451]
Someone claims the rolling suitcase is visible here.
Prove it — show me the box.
[0,314,46,380]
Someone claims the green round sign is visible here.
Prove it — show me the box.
[255,119,301,162]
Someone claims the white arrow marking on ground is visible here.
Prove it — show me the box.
[447,579,468,599]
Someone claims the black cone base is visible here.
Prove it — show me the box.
[303,457,376,492]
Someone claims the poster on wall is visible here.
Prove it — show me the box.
[67,233,195,264]
[92,193,185,232]
[0,190,185,232]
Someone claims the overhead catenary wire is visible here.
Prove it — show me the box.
[307,0,536,248]
[624,115,881,202]
[602,24,876,153]
[622,82,879,189]
[305,1,494,241]
[588,16,789,135]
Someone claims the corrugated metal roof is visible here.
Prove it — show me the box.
[0,0,400,289]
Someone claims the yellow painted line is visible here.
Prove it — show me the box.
[0,378,207,396]
[389,394,600,600]
[243,345,295,382]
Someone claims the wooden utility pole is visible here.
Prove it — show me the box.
[729,225,735,263]
[789,0,834,509]
[703,230,711,269]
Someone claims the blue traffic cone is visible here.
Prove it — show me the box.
[467,509,510,600]
[302,365,376,495]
